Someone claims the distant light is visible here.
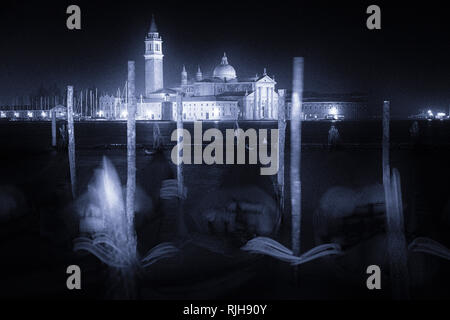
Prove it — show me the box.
[329,106,338,116]
[436,112,446,119]
[97,110,104,117]
[14,112,20,118]
[427,109,433,116]
[120,110,128,118]
[0,111,6,118]
[41,111,47,117]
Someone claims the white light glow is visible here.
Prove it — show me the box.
[329,107,338,116]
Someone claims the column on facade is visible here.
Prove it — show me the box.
[258,87,262,119]
[269,87,272,119]
[270,87,274,119]
[265,87,268,119]
[253,86,257,120]
[256,87,260,119]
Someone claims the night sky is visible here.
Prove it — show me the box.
[1,0,449,116]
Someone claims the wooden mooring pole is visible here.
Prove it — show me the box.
[383,100,410,299]
[277,89,286,212]
[126,61,137,239]
[290,57,304,284]
[176,93,184,199]
[67,86,76,199]
[51,108,56,147]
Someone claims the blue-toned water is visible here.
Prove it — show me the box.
[0,120,449,298]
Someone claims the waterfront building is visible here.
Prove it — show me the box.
[284,92,369,121]
[100,16,279,121]
[99,15,368,121]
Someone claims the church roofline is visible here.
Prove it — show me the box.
[255,74,276,82]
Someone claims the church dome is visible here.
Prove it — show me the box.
[213,53,236,81]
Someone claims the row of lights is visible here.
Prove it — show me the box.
[0,111,48,118]
[0,110,111,119]
[427,109,447,119]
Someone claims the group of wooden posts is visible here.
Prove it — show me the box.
[60,58,410,298]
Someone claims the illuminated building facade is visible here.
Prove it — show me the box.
[99,16,368,121]
[284,92,369,120]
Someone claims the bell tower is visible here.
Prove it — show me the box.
[144,14,164,96]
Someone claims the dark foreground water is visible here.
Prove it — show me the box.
[0,120,449,299]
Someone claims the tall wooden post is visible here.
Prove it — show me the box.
[382,101,390,193]
[176,93,184,198]
[90,90,93,117]
[277,89,286,211]
[51,108,56,147]
[153,123,162,149]
[85,90,88,118]
[67,86,76,199]
[290,57,304,258]
[383,100,410,299]
[126,61,137,237]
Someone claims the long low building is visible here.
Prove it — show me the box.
[284,92,369,120]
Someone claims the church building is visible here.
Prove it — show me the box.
[98,15,368,121]
[105,15,281,121]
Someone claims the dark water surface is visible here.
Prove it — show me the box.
[0,120,449,299]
